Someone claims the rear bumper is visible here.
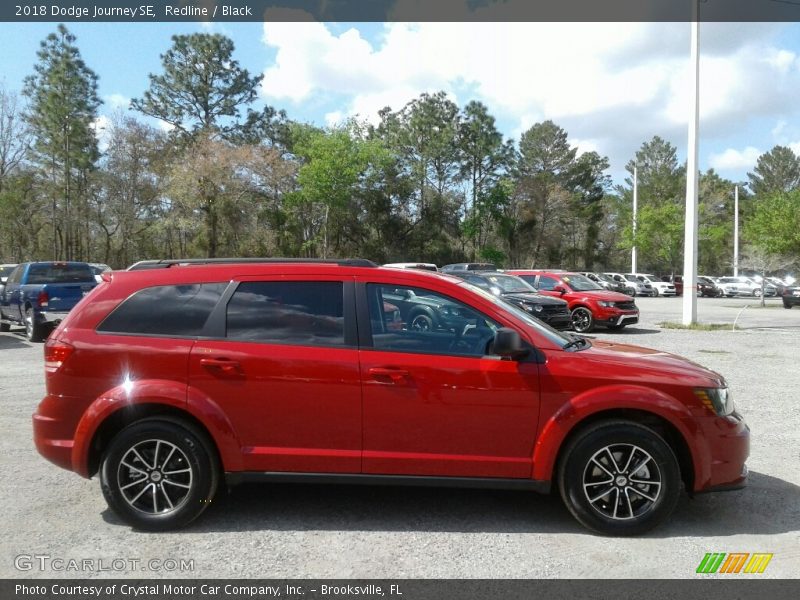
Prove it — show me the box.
[38,310,70,325]
[32,394,77,473]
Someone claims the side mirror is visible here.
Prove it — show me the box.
[554,285,567,295]
[493,328,529,360]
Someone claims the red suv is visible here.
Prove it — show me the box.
[509,270,640,333]
[33,259,749,535]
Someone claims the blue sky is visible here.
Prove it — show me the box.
[2,21,799,187]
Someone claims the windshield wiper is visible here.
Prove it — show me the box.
[563,335,590,351]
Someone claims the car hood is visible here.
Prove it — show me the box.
[568,290,634,303]
[583,339,723,386]
[502,292,567,306]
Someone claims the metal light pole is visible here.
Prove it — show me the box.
[682,14,700,325]
[733,185,739,277]
[632,166,638,274]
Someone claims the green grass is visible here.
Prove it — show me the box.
[658,321,732,331]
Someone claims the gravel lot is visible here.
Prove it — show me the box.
[1,296,798,579]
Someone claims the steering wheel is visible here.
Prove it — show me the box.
[448,323,495,355]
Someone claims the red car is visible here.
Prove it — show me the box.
[33,259,748,535]
[509,270,640,333]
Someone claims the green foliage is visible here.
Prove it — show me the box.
[747,146,800,198]
[131,33,262,139]
[744,189,800,256]
[22,24,101,261]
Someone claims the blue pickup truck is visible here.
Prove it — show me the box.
[0,262,98,342]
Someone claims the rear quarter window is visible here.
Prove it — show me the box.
[97,283,227,336]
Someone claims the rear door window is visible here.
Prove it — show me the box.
[226,281,345,347]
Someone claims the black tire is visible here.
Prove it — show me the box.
[571,307,594,333]
[652,288,659,297]
[753,289,762,297]
[558,421,681,536]
[0,319,9,332]
[25,307,45,342]
[409,311,434,332]
[100,419,219,531]
[784,302,792,309]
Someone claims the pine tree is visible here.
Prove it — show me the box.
[23,24,101,260]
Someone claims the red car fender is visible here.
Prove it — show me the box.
[531,384,708,485]
[71,380,242,477]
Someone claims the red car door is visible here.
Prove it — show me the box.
[357,278,541,479]
[188,276,362,473]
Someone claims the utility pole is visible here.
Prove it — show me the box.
[733,185,739,277]
[682,13,700,325]
[632,166,638,274]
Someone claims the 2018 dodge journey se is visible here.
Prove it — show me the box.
[33,258,749,535]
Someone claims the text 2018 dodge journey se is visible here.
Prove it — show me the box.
[33,259,749,535]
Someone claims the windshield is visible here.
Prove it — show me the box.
[27,263,95,284]
[482,274,536,294]
[624,274,641,283]
[562,273,602,291]
[464,283,572,347]
[596,273,615,284]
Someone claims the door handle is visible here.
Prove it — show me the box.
[200,357,242,376]
[368,367,410,385]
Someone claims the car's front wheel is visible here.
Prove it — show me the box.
[571,307,594,333]
[100,419,219,531]
[558,421,681,536]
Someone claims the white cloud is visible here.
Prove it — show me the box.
[259,22,800,175]
[92,115,111,152]
[709,146,761,171]
[104,93,130,110]
[790,141,800,156]
[324,111,343,126]
[157,120,175,133]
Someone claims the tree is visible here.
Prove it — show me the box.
[739,245,796,307]
[132,33,262,139]
[747,146,800,198]
[744,189,800,257]
[0,85,30,193]
[23,24,101,260]
[458,100,513,259]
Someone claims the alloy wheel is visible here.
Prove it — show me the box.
[582,443,662,521]
[117,439,194,515]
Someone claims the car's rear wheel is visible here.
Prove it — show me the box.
[753,289,762,297]
[100,420,219,531]
[571,307,594,333]
[558,421,681,536]
[25,307,45,342]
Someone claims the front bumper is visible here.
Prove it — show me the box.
[695,412,750,493]
[596,311,639,327]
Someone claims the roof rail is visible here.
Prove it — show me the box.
[126,258,378,270]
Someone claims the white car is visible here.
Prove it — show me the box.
[382,262,439,272]
[604,272,654,296]
[716,276,775,297]
[631,273,676,297]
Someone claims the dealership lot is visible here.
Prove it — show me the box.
[1,296,798,579]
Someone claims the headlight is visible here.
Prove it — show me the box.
[597,301,614,307]
[523,303,544,313]
[694,387,735,416]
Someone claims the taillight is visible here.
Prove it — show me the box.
[44,339,74,373]
[37,290,49,307]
